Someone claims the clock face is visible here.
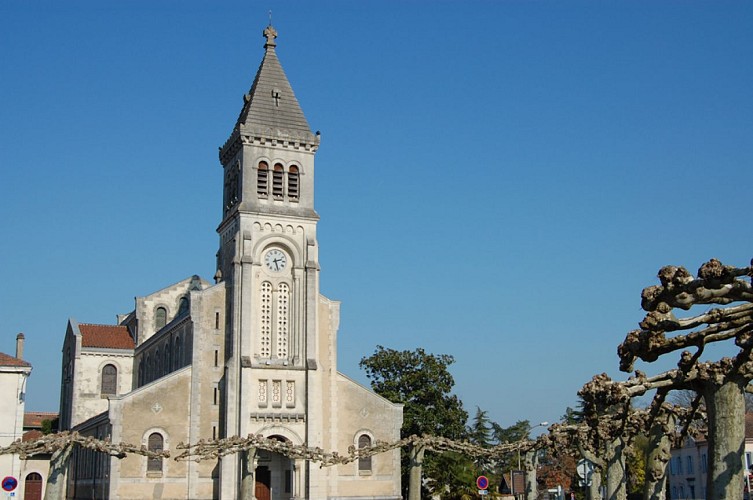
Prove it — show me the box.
[264,249,287,272]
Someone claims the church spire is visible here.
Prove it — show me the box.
[224,25,316,147]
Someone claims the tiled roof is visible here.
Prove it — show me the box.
[24,412,58,428]
[79,324,135,350]
[22,430,43,442]
[746,412,753,438]
[0,352,31,368]
[236,25,313,138]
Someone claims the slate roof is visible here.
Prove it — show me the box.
[0,352,31,368]
[236,25,313,137]
[79,323,135,350]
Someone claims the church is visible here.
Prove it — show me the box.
[59,25,403,500]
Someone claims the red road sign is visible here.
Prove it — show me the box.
[476,475,489,490]
[1,476,17,492]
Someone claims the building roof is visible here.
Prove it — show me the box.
[0,352,31,368]
[24,412,58,428]
[22,430,43,442]
[235,25,313,138]
[79,323,135,350]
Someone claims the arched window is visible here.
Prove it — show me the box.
[154,349,160,379]
[257,161,269,196]
[272,164,284,199]
[138,360,144,386]
[259,282,272,358]
[288,166,299,200]
[101,364,117,396]
[276,283,289,359]
[163,346,170,376]
[155,307,167,330]
[147,433,164,472]
[173,336,180,370]
[178,296,189,316]
[145,355,151,383]
[358,434,372,472]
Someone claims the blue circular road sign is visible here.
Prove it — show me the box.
[2,476,17,492]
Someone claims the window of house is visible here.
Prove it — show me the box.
[288,166,299,200]
[155,307,167,330]
[701,453,707,473]
[147,433,164,473]
[746,452,753,471]
[101,364,117,396]
[257,161,269,196]
[272,164,284,199]
[676,456,683,474]
[686,455,693,473]
[358,434,372,473]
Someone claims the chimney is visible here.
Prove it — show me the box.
[15,333,25,360]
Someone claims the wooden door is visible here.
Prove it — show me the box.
[24,472,43,500]
[255,466,271,500]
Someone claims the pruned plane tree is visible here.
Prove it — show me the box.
[616,258,753,500]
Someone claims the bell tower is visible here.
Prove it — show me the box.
[215,25,324,498]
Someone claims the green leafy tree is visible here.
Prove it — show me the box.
[360,345,469,498]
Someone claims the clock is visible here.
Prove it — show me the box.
[264,249,287,272]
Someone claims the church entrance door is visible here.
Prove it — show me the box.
[255,466,271,500]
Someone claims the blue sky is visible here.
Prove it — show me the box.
[1,1,751,432]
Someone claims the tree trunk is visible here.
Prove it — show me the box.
[408,444,425,500]
[702,379,746,500]
[605,437,626,500]
[44,443,73,500]
[524,449,539,500]
[643,414,674,500]
[587,471,602,500]
[240,448,257,500]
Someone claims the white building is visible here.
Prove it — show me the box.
[668,413,753,500]
[0,334,51,500]
[59,25,404,500]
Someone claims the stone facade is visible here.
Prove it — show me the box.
[59,25,403,500]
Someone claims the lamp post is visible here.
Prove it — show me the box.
[518,421,549,470]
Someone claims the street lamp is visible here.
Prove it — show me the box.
[518,421,549,470]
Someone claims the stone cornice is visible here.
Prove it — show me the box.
[219,126,320,165]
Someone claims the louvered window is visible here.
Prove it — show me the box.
[288,166,299,200]
[101,364,117,395]
[257,162,269,196]
[272,164,284,199]
[147,433,164,472]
